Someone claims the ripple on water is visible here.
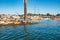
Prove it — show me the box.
[0,20,60,40]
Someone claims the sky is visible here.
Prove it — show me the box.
[0,0,60,15]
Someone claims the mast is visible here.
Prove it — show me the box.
[38,7,40,17]
[34,1,36,16]
[24,0,27,24]
[38,7,40,14]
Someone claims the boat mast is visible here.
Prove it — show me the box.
[24,0,27,24]
[38,7,40,14]
[34,1,36,16]
[38,7,40,17]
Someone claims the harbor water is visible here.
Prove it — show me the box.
[0,20,60,40]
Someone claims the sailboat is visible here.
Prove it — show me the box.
[30,2,43,20]
[31,16,43,20]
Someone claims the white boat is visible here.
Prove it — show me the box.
[43,18,51,20]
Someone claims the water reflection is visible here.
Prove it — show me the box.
[24,24,28,34]
[23,24,30,40]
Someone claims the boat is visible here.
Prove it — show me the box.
[4,19,13,24]
[13,19,21,24]
[43,18,51,20]
[53,17,60,20]
[30,16,43,20]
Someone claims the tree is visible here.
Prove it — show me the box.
[39,14,40,16]
[56,14,60,16]
[27,13,32,16]
[46,13,52,16]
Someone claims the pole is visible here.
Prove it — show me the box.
[24,0,27,24]
[34,1,36,16]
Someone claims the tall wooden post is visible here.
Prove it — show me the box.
[24,0,27,24]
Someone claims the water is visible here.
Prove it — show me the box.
[0,20,60,40]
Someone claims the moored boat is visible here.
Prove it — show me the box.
[30,16,43,20]
[43,18,51,20]
[53,17,60,20]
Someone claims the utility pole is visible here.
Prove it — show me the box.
[24,0,27,24]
